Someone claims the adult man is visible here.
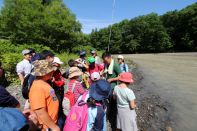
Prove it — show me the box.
[91,50,102,64]
[102,52,121,131]
[40,50,55,62]
[16,49,33,85]
[29,60,60,131]
[102,52,121,88]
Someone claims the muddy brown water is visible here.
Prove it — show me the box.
[125,53,197,131]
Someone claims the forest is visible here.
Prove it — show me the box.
[0,0,196,54]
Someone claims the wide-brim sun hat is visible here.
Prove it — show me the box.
[119,72,134,83]
[32,60,56,76]
[118,55,124,59]
[89,79,112,101]
[53,57,63,65]
[69,67,82,78]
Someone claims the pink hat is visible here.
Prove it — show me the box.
[119,72,134,83]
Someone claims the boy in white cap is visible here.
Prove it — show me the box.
[117,55,129,73]
[51,57,65,130]
[16,49,33,85]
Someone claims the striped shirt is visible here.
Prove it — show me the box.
[68,79,86,102]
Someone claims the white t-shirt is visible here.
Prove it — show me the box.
[114,85,136,108]
[16,59,33,77]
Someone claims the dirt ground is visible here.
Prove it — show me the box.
[125,53,197,131]
[6,53,197,131]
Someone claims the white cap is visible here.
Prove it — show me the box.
[91,50,96,54]
[91,72,100,81]
[118,55,124,59]
[22,49,31,56]
[53,57,63,64]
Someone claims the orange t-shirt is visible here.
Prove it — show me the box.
[29,80,59,129]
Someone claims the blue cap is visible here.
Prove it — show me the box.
[0,107,28,130]
[89,79,112,101]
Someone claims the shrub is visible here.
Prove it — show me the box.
[56,52,78,67]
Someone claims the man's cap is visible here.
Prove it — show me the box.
[118,55,124,59]
[53,57,63,65]
[91,50,96,54]
[22,49,31,56]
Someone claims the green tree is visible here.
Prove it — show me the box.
[0,0,82,52]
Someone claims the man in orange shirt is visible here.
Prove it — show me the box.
[29,60,60,131]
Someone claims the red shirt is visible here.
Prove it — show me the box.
[88,64,104,75]
[68,79,86,102]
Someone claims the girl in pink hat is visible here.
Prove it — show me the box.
[113,72,138,131]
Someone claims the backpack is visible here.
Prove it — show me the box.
[62,82,77,116]
[22,74,35,99]
[123,63,128,72]
[63,92,88,131]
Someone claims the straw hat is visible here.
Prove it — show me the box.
[69,67,82,78]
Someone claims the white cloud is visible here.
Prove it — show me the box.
[78,18,113,34]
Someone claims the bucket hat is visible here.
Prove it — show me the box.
[119,72,134,83]
[32,60,56,76]
[69,67,82,78]
[89,79,111,101]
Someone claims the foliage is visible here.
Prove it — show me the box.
[0,0,83,52]
[89,3,197,53]
[56,52,78,67]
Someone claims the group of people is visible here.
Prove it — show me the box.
[0,48,137,131]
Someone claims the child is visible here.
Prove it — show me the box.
[64,79,111,131]
[87,79,111,131]
[62,59,78,79]
[52,57,65,130]
[113,72,137,131]
[86,57,104,76]
[67,67,86,103]
[117,55,129,72]
[90,72,101,82]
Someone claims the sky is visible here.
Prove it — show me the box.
[0,0,196,34]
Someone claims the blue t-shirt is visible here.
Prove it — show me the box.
[119,63,129,72]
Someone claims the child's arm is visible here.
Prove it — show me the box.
[130,100,137,109]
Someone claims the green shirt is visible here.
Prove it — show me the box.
[106,61,121,88]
